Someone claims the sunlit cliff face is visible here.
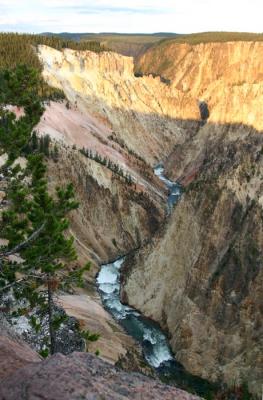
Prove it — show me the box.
[137,40,263,130]
[37,45,197,119]
[38,42,263,131]
[37,43,263,168]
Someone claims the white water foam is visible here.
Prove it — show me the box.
[143,328,173,367]
[97,258,174,368]
[97,265,118,285]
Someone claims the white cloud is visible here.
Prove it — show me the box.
[0,0,262,33]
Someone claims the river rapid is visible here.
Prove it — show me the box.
[97,166,214,396]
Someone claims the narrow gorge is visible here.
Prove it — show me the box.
[1,38,261,399]
[34,41,263,397]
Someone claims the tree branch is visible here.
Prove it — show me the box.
[0,222,46,259]
[0,274,44,293]
[0,278,25,292]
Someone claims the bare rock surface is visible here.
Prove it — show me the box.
[0,334,40,381]
[0,317,41,381]
[57,294,137,364]
[0,350,201,400]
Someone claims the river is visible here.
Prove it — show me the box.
[97,165,214,396]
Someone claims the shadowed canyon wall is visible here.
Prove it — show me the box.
[122,122,263,394]
[46,144,165,268]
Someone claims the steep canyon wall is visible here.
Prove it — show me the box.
[37,42,263,394]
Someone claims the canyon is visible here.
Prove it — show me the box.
[4,39,261,397]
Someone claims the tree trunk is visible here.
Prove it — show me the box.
[47,275,56,355]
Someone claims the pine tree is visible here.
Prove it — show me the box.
[0,154,91,355]
[31,131,39,152]
[52,144,59,162]
[0,63,96,356]
[43,134,50,157]
[39,136,45,154]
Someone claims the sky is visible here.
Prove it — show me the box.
[0,0,262,34]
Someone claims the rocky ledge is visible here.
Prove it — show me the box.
[0,332,200,400]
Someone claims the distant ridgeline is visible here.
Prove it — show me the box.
[0,33,106,101]
[154,31,263,47]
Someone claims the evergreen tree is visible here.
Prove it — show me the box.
[43,134,50,157]
[0,33,107,71]
[0,154,90,355]
[0,63,97,356]
[39,136,45,154]
[52,144,59,162]
[31,131,39,152]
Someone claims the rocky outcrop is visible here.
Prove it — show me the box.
[0,333,200,400]
[0,317,41,381]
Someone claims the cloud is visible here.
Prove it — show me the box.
[53,6,164,15]
[0,0,262,33]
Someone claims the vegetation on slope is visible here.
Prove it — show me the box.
[0,33,108,100]
[79,147,133,185]
[0,33,106,71]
